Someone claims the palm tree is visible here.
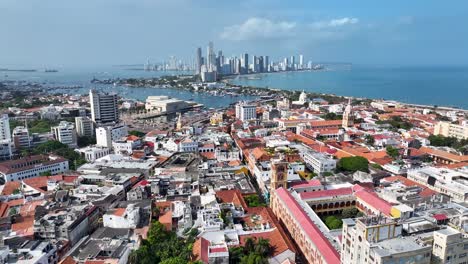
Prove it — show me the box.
[243,237,256,254]
[254,238,271,257]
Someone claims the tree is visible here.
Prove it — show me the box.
[129,221,195,264]
[39,170,52,176]
[386,146,400,159]
[244,195,266,207]
[341,208,360,219]
[77,136,96,147]
[324,216,342,229]
[337,156,369,173]
[365,135,375,145]
[129,130,146,137]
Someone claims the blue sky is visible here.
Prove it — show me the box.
[1,0,467,67]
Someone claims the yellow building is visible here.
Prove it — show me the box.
[434,121,468,140]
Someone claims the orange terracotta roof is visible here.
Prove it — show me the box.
[113,208,126,217]
[1,181,21,196]
[11,215,34,237]
[419,147,468,163]
[216,189,248,210]
[60,256,77,264]
[0,203,9,218]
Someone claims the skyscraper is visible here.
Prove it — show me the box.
[264,56,270,72]
[290,55,296,69]
[242,53,249,74]
[0,114,11,141]
[258,56,264,73]
[90,90,119,124]
[196,47,202,74]
[299,54,304,69]
[207,41,216,71]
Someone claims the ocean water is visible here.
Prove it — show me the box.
[1,67,254,109]
[2,65,468,109]
[230,65,468,109]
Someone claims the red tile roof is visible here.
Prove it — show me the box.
[216,190,248,210]
[276,188,340,264]
[299,187,353,200]
[355,189,393,216]
[290,179,322,189]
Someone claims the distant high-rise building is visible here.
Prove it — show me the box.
[258,56,264,73]
[196,48,202,74]
[252,55,258,72]
[290,55,296,69]
[217,50,223,70]
[299,54,304,68]
[0,114,11,141]
[207,41,216,71]
[264,56,270,72]
[90,90,119,124]
[242,53,249,74]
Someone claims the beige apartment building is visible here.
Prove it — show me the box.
[434,121,468,140]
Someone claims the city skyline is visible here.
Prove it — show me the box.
[1,0,468,67]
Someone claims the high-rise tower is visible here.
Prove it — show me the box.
[196,47,202,74]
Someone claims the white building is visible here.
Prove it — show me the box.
[90,89,119,124]
[0,154,69,182]
[145,96,189,113]
[76,146,111,162]
[75,116,95,137]
[95,124,128,148]
[407,166,468,202]
[113,141,133,155]
[302,150,337,176]
[235,102,256,121]
[178,138,198,152]
[51,121,77,148]
[12,126,30,150]
[103,204,140,229]
[0,114,11,141]
[341,218,432,264]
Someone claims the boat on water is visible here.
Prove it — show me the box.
[44,69,59,73]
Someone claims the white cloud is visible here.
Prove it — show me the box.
[311,17,359,29]
[220,17,296,41]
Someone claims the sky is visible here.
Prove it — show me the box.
[1,0,467,68]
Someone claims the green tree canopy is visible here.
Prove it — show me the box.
[337,156,369,173]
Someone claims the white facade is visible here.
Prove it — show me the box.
[0,114,11,141]
[103,204,140,229]
[145,96,189,113]
[90,89,119,124]
[76,146,111,162]
[235,102,256,121]
[302,151,337,175]
[113,141,133,155]
[75,116,95,137]
[0,155,69,182]
[179,138,198,152]
[51,121,77,147]
[96,124,128,148]
[407,166,468,202]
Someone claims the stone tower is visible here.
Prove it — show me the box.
[270,158,289,190]
[342,98,354,128]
